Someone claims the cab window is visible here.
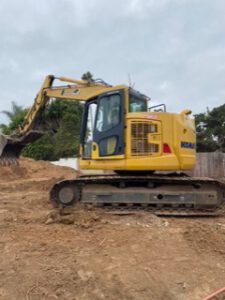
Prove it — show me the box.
[96,94,121,132]
[129,94,147,112]
[83,102,97,158]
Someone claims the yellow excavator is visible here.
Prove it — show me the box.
[0,75,224,215]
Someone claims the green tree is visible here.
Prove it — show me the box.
[23,134,56,160]
[195,104,225,152]
[0,101,28,134]
[22,100,83,160]
[1,100,83,160]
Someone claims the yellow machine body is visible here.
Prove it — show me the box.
[79,112,195,171]
[79,86,196,171]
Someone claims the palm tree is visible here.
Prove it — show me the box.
[0,101,26,133]
[1,101,23,120]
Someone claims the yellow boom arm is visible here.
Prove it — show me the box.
[17,75,112,135]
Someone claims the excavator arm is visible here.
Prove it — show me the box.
[17,75,111,135]
[0,75,111,164]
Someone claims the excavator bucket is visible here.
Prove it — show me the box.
[0,134,23,165]
[0,134,7,155]
[0,130,43,165]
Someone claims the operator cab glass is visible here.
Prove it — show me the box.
[96,94,121,132]
[83,102,97,158]
[82,90,124,159]
[129,91,148,112]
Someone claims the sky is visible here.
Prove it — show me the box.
[0,0,225,124]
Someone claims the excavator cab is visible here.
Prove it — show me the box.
[80,88,150,161]
[79,87,196,172]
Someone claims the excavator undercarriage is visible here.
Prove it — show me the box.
[50,174,225,216]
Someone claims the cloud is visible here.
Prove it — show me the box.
[0,0,225,125]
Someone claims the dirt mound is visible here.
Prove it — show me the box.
[0,157,80,225]
[0,157,78,182]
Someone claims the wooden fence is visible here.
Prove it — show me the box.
[190,152,225,178]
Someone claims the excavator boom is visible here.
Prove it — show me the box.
[0,75,113,164]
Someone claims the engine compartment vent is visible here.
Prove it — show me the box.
[131,121,160,156]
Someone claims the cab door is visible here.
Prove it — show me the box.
[93,90,124,157]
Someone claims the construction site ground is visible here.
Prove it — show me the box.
[0,158,225,300]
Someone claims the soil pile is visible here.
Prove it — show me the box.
[0,156,78,181]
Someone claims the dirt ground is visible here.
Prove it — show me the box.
[0,157,225,300]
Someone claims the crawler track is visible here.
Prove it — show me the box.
[50,174,225,216]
